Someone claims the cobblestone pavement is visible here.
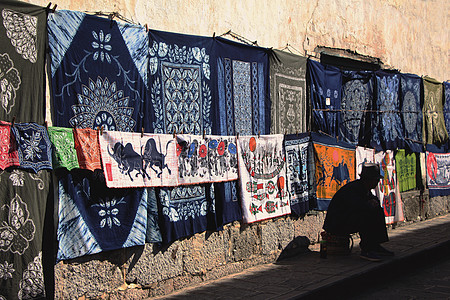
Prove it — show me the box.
[151,214,450,300]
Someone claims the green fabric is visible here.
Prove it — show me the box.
[395,149,416,192]
[0,168,51,299]
[47,126,79,170]
[423,76,449,145]
[269,49,307,134]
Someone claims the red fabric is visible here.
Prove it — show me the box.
[73,128,102,171]
[0,121,19,170]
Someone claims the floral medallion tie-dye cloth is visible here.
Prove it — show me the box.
[48,10,148,132]
[374,150,404,224]
[237,134,291,223]
[0,121,19,170]
[47,126,79,171]
[400,73,423,152]
[11,123,52,172]
[0,169,51,299]
[98,131,178,188]
[0,1,47,124]
[422,76,448,145]
[312,132,356,211]
[284,133,310,216]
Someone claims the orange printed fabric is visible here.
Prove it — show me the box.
[0,121,19,169]
[312,132,356,210]
[73,128,101,171]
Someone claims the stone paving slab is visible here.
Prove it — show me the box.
[151,214,450,300]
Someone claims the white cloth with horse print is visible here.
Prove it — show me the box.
[99,131,178,188]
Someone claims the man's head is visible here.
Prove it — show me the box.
[360,163,384,189]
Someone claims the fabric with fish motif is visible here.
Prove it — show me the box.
[98,131,177,188]
[73,128,101,171]
[0,121,19,170]
[237,134,290,223]
[312,132,356,211]
[47,126,79,171]
[374,150,404,224]
[0,168,51,299]
[11,123,52,172]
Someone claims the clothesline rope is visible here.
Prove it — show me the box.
[312,108,448,114]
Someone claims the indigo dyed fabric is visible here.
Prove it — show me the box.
[374,150,404,224]
[237,135,290,223]
[443,81,450,151]
[148,29,217,242]
[47,126,79,170]
[11,123,52,172]
[0,1,47,124]
[311,132,355,211]
[214,37,270,226]
[423,76,448,145]
[426,148,450,198]
[57,170,150,260]
[48,10,148,132]
[395,149,416,192]
[339,71,374,145]
[0,169,51,299]
[371,71,404,151]
[284,133,310,216]
[400,73,423,152]
[269,49,307,134]
[307,59,341,138]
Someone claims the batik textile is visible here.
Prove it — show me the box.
[374,150,404,224]
[73,128,101,171]
[47,126,79,170]
[307,59,342,138]
[400,73,423,152]
[48,10,148,132]
[443,81,450,151]
[355,146,375,179]
[57,170,150,260]
[98,131,177,188]
[311,132,356,211]
[371,71,404,151]
[237,134,290,223]
[148,29,217,242]
[423,76,448,145]
[0,1,47,124]
[269,49,307,134]
[0,169,50,300]
[339,71,374,145]
[11,123,52,172]
[284,133,310,216]
[426,149,450,198]
[0,121,19,170]
[395,149,416,192]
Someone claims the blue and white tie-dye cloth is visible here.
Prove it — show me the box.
[47,10,148,132]
[400,73,423,153]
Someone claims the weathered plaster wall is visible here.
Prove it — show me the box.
[20,0,449,298]
[29,0,448,81]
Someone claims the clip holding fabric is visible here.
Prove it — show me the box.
[141,127,144,138]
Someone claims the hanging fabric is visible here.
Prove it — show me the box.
[0,1,47,124]
[374,150,404,224]
[214,36,270,226]
[48,10,148,132]
[423,76,448,145]
[443,81,450,151]
[73,128,102,171]
[400,73,424,152]
[395,149,417,192]
[148,29,217,242]
[284,133,310,216]
[307,59,342,138]
[339,70,374,145]
[269,49,307,134]
[11,123,52,172]
[0,121,19,170]
[98,131,178,188]
[311,132,356,211]
[426,145,450,198]
[371,70,404,151]
[47,126,79,170]
[355,146,375,179]
[0,168,51,299]
[237,134,290,223]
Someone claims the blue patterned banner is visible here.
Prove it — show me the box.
[48,10,148,132]
[400,73,423,152]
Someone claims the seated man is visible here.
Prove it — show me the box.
[322,163,394,261]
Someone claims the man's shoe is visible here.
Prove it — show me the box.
[374,245,395,256]
[360,251,382,262]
